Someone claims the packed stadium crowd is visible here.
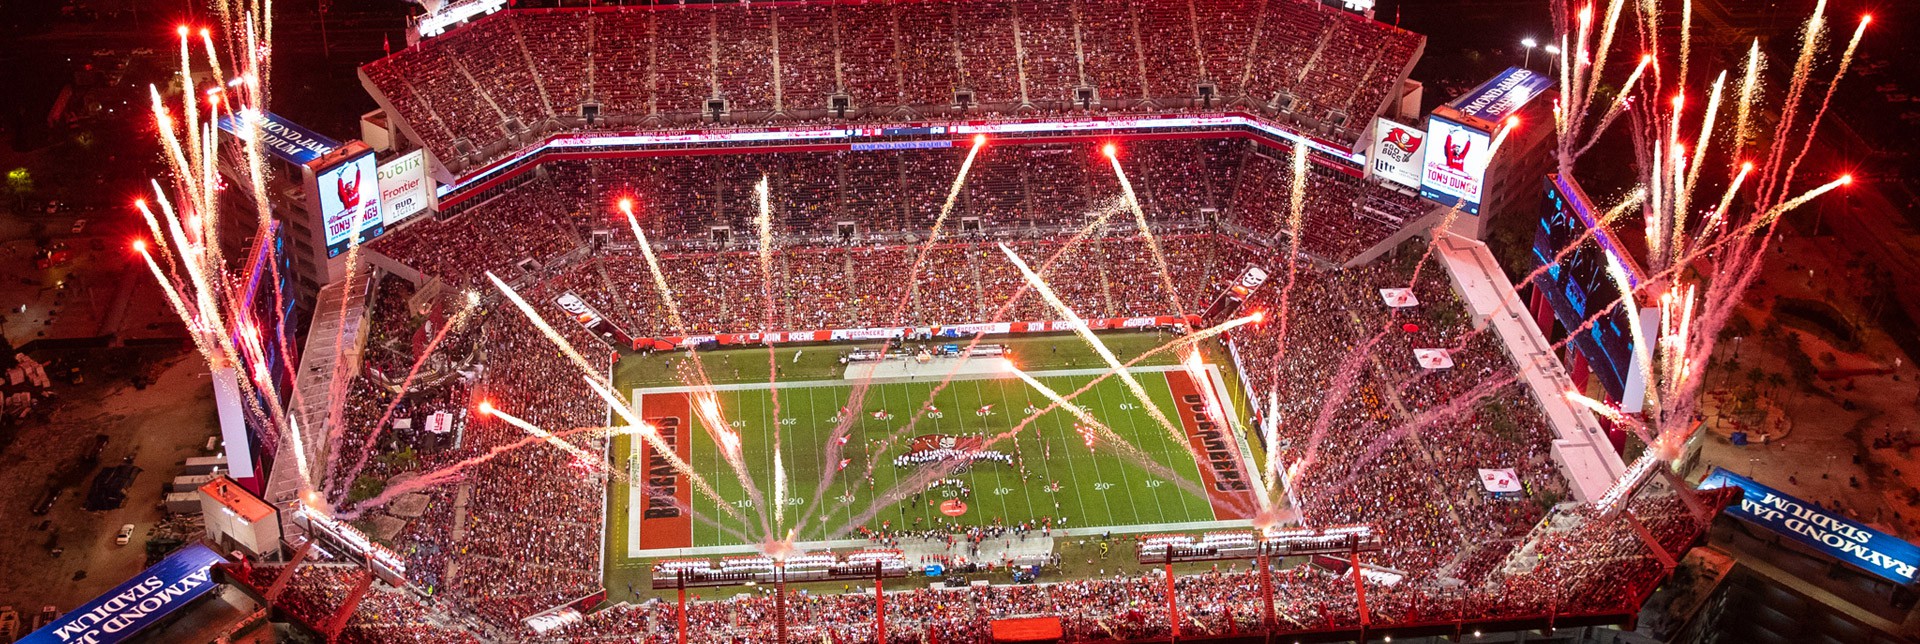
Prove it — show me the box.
[362,0,1423,173]
[257,211,1715,642]
[238,2,1720,638]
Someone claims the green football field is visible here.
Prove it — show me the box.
[602,333,1259,592]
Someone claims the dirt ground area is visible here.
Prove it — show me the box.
[0,349,221,614]
[1688,232,1920,541]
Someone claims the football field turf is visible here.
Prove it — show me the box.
[605,358,1258,562]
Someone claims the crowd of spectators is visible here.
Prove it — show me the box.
[360,0,1424,171]
[321,209,1714,642]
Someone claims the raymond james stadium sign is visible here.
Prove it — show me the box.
[20,544,226,644]
[1701,468,1919,584]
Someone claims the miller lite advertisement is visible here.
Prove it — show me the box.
[1200,265,1271,327]
[1418,115,1491,215]
[320,152,384,257]
[556,291,635,350]
[1367,118,1424,188]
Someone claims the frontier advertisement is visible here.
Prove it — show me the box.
[1419,115,1491,214]
[377,149,433,226]
[1700,468,1920,584]
[320,152,384,258]
[1367,118,1424,189]
[19,544,226,644]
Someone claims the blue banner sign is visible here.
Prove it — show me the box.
[1700,468,1919,584]
[1445,67,1556,123]
[20,543,227,644]
[216,111,343,166]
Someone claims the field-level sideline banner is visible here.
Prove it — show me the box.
[20,543,226,644]
[632,315,1199,351]
[1700,467,1919,584]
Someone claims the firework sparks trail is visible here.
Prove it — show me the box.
[1758,0,1829,206]
[1699,162,1753,241]
[689,391,774,538]
[1571,55,1652,160]
[1777,15,1868,198]
[1679,0,1694,87]
[582,377,741,520]
[1678,72,1728,229]
[751,176,789,530]
[1732,41,1764,150]
[798,202,1129,539]
[1572,1,1622,144]
[331,296,481,501]
[996,243,1227,489]
[481,402,623,481]
[340,423,752,543]
[494,249,770,528]
[1263,143,1312,411]
[136,243,215,367]
[486,271,609,386]
[1008,365,1252,516]
[895,135,988,322]
[1106,144,1187,316]
[827,313,1263,539]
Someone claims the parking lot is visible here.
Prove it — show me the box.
[0,351,219,616]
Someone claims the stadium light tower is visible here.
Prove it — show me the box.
[1522,37,1538,69]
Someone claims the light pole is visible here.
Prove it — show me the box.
[1544,44,1563,76]
[1522,38,1539,69]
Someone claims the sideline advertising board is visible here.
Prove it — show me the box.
[1700,468,1919,585]
[19,544,226,644]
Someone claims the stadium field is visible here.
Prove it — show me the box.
[603,335,1259,568]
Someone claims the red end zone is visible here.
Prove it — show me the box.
[1164,370,1254,520]
[636,392,695,550]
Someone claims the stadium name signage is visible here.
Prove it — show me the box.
[21,544,225,644]
[43,570,212,644]
[1702,468,1920,584]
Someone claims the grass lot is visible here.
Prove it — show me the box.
[603,330,1259,598]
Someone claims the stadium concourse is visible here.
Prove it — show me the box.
[227,1,1722,642]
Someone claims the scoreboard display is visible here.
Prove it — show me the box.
[1531,174,1647,408]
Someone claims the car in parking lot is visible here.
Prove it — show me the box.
[114,524,135,546]
[31,489,60,516]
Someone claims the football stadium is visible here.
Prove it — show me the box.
[60,0,1887,641]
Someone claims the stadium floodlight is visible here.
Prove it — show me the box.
[1522,37,1538,68]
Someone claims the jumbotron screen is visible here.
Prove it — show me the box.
[1532,174,1641,405]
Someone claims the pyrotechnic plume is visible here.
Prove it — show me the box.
[1530,0,1866,518]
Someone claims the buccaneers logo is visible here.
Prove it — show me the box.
[1384,127,1423,155]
